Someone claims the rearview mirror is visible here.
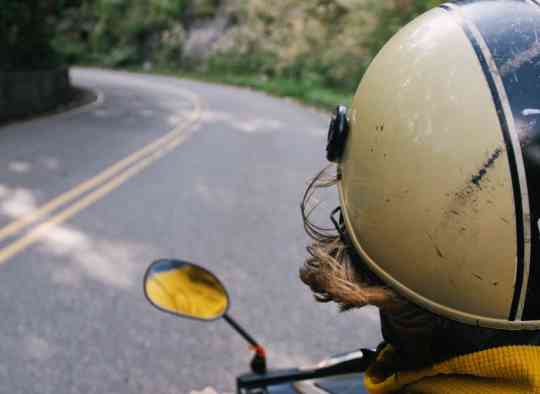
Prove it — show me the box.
[143,259,229,321]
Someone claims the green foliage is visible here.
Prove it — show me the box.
[154,0,188,18]
[207,51,278,76]
[366,0,445,58]
[47,0,444,106]
[211,0,440,94]
[197,0,443,105]
[53,0,187,67]
[1,0,62,70]
[187,0,220,18]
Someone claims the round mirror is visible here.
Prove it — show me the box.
[143,259,229,321]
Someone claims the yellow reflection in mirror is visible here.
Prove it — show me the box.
[145,262,228,320]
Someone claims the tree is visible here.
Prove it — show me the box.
[1,0,62,71]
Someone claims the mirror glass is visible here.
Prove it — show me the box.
[144,259,229,321]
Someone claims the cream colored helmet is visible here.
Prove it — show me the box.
[327,0,540,330]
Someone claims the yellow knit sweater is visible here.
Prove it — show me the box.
[364,345,540,393]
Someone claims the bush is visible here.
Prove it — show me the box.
[210,0,442,93]
[1,0,62,71]
[206,50,278,76]
[53,0,188,67]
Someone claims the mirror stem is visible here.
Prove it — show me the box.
[223,313,267,374]
[223,313,260,348]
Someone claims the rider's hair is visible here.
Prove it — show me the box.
[300,166,418,317]
[299,167,516,368]
[299,167,464,367]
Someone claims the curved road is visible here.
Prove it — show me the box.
[0,68,381,393]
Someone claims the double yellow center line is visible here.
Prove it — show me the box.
[0,89,204,265]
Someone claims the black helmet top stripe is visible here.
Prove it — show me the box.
[441,0,540,321]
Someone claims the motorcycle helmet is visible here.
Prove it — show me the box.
[327,0,540,330]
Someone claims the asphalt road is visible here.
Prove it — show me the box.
[0,68,381,394]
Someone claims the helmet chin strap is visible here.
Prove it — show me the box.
[330,206,349,243]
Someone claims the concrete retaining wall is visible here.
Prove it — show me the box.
[0,68,71,123]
